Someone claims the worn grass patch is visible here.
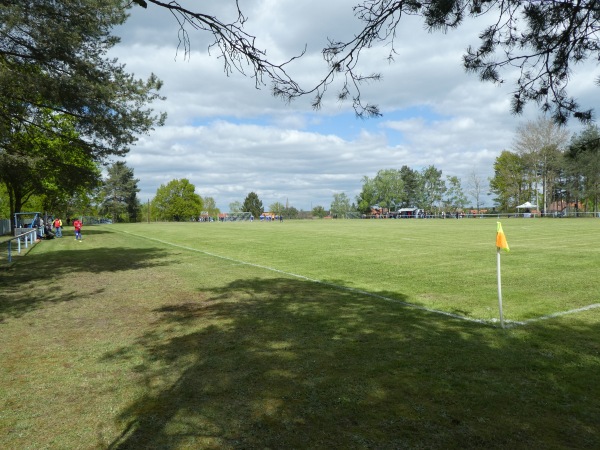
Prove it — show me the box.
[1,221,599,449]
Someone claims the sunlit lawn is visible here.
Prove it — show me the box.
[123,218,600,323]
[1,218,599,449]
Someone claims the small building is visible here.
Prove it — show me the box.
[369,206,389,218]
[397,207,423,218]
[547,201,584,216]
[516,201,540,218]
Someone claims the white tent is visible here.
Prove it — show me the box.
[516,201,537,218]
[516,201,537,209]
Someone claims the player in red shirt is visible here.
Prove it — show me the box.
[73,219,83,240]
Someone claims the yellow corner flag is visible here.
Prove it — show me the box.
[496,221,509,252]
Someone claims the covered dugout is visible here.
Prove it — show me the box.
[395,207,424,218]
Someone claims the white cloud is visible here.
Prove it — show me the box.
[109,1,594,211]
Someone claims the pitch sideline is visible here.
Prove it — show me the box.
[120,230,598,328]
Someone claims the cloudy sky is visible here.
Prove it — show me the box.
[108,0,595,212]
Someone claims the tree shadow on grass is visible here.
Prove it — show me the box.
[0,244,170,322]
[104,277,600,449]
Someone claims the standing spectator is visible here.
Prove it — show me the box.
[53,217,63,237]
[73,218,83,240]
[38,217,45,238]
[44,222,55,239]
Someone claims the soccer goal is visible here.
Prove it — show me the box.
[345,212,363,219]
[226,212,253,221]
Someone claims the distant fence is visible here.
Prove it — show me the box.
[345,211,600,219]
[0,219,9,235]
[0,228,39,265]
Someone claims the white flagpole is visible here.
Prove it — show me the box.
[496,248,505,328]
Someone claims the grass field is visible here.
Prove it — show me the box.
[1,218,599,449]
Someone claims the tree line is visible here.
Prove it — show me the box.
[3,1,600,226]
[490,119,600,214]
[349,166,469,216]
[334,118,600,218]
[3,116,599,224]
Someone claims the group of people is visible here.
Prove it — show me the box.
[38,217,83,240]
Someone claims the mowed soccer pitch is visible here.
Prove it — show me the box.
[1,218,600,449]
[122,217,599,325]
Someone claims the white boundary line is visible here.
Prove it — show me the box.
[504,303,600,328]
[120,230,598,328]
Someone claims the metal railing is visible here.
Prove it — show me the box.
[347,211,600,219]
[0,228,39,264]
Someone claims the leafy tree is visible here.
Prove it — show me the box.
[0,0,165,229]
[373,169,404,212]
[356,176,378,214]
[330,193,352,218]
[202,196,220,217]
[357,166,448,213]
[356,169,404,214]
[420,166,446,212]
[512,117,569,213]
[444,176,468,211]
[490,151,529,211]
[0,111,101,224]
[0,184,9,218]
[153,179,202,221]
[68,190,97,221]
[297,209,313,220]
[136,1,600,122]
[560,155,581,213]
[285,206,299,219]
[229,201,243,213]
[567,125,600,212]
[269,202,285,217]
[312,205,328,218]
[99,162,140,222]
[138,200,151,223]
[242,192,263,219]
[399,165,421,207]
[0,0,165,171]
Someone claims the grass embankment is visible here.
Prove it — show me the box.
[1,219,599,449]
